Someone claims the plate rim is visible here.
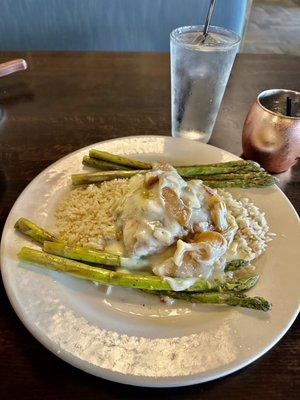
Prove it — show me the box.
[1,135,299,387]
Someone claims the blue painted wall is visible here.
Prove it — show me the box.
[0,0,247,51]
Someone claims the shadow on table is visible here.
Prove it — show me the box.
[0,82,34,108]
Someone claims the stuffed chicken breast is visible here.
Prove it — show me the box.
[117,165,237,279]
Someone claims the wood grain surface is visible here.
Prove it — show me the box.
[0,52,299,399]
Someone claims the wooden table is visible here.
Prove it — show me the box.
[0,52,299,399]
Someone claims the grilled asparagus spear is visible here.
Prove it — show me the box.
[15,219,248,273]
[85,152,263,176]
[89,149,152,170]
[18,247,269,310]
[82,155,134,171]
[202,177,275,189]
[88,149,263,175]
[18,247,259,293]
[43,241,148,269]
[149,291,271,311]
[44,240,249,272]
[225,259,249,272]
[71,169,276,187]
[72,169,145,185]
[75,150,276,187]
[14,218,59,245]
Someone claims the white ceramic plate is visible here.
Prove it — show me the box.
[1,136,299,387]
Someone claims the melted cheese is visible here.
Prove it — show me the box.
[118,168,214,258]
[117,166,235,283]
[164,277,198,291]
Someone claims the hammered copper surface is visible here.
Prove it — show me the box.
[242,91,300,173]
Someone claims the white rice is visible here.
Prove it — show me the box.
[55,180,273,260]
[217,189,274,261]
[55,179,129,248]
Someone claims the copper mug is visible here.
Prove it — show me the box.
[242,89,300,173]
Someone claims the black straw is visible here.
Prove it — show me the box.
[286,96,292,116]
[201,0,216,43]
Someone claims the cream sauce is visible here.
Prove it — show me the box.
[116,166,237,281]
[118,168,214,258]
[164,277,198,291]
[104,240,125,256]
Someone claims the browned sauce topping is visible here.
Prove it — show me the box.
[144,174,159,188]
[162,187,190,226]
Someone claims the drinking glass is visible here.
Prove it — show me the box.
[171,25,240,143]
